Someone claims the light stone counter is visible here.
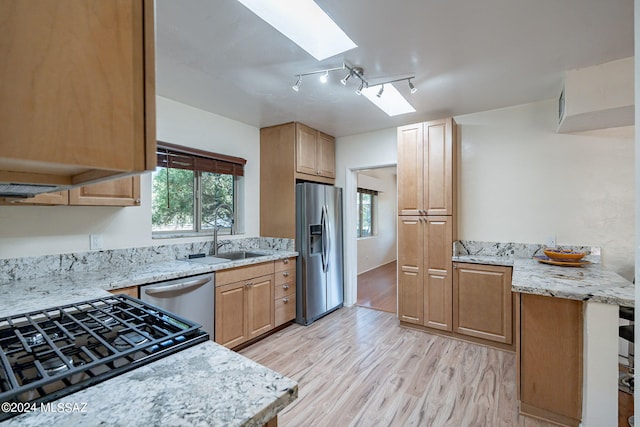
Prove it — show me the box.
[0,246,299,426]
[452,240,633,307]
[3,341,297,427]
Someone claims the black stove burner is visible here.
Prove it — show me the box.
[0,295,209,421]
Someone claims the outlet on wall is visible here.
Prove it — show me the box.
[545,235,556,248]
[90,234,104,251]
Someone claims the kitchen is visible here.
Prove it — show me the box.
[0,0,638,426]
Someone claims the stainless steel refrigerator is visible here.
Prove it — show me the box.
[296,182,344,325]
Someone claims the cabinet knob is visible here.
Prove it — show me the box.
[283,298,289,303]
[282,271,289,277]
[135,199,141,204]
[283,285,289,290]
[283,259,289,264]
[246,282,253,288]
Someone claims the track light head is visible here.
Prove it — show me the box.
[355,81,364,95]
[340,72,351,86]
[292,76,301,92]
[377,84,384,98]
[320,70,329,83]
[409,79,417,94]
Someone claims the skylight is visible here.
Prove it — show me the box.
[236,0,357,61]
[361,84,416,116]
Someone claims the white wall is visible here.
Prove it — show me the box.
[456,99,634,280]
[356,169,397,274]
[0,97,261,259]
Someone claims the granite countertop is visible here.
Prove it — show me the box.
[0,249,299,425]
[511,259,634,306]
[3,341,297,427]
[452,253,634,307]
[0,250,298,318]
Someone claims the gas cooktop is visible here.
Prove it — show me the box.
[0,294,208,421]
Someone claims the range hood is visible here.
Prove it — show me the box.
[0,183,68,198]
[557,57,634,133]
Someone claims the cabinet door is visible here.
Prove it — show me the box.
[423,216,453,331]
[295,123,318,176]
[520,294,583,426]
[215,282,248,348]
[453,263,512,344]
[397,124,424,215]
[316,132,335,178]
[424,118,454,215]
[397,217,424,324]
[0,0,155,177]
[247,274,274,339]
[69,176,141,206]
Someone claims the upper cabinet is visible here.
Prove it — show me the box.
[397,118,456,216]
[0,0,156,194]
[295,123,336,180]
[2,176,141,207]
[260,122,336,238]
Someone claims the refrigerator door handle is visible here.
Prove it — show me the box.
[324,205,331,272]
[321,205,327,272]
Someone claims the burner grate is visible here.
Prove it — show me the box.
[0,295,208,420]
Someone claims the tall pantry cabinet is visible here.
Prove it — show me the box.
[397,118,457,331]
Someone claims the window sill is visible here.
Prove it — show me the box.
[152,231,239,240]
[357,235,376,241]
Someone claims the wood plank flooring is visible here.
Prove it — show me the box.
[356,261,397,314]
[240,306,557,427]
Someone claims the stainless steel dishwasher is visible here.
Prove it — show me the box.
[140,273,215,338]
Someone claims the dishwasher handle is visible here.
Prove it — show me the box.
[143,277,212,296]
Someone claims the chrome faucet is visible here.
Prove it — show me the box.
[212,204,234,255]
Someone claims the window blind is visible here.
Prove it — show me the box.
[156,141,246,176]
[357,187,379,196]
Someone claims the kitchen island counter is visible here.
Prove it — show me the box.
[3,341,297,427]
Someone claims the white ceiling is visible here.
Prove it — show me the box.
[156,0,634,138]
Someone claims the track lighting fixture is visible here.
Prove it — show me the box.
[292,76,301,92]
[290,62,417,116]
[340,71,352,85]
[409,79,417,94]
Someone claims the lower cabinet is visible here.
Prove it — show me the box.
[108,286,139,298]
[453,263,513,344]
[519,294,583,426]
[215,257,296,349]
[397,216,453,330]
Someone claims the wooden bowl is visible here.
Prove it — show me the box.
[543,248,587,262]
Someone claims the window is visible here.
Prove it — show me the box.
[152,142,246,236]
[357,188,378,238]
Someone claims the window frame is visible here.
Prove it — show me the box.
[356,187,378,239]
[152,142,245,238]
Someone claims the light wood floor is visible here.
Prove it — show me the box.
[240,306,556,427]
[356,261,397,314]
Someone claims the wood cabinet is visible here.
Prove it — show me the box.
[215,262,275,348]
[2,176,141,207]
[0,0,156,190]
[274,257,296,327]
[260,122,336,238]
[109,286,139,298]
[397,216,453,331]
[519,294,583,426]
[453,263,513,344]
[397,118,456,216]
[295,123,335,179]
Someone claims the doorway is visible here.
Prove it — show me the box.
[353,167,398,314]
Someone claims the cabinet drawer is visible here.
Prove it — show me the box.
[274,269,295,286]
[109,286,138,298]
[274,294,296,326]
[274,281,295,300]
[216,262,275,286]
[275,257,295,272]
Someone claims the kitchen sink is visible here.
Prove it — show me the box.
[213,251,266,260]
